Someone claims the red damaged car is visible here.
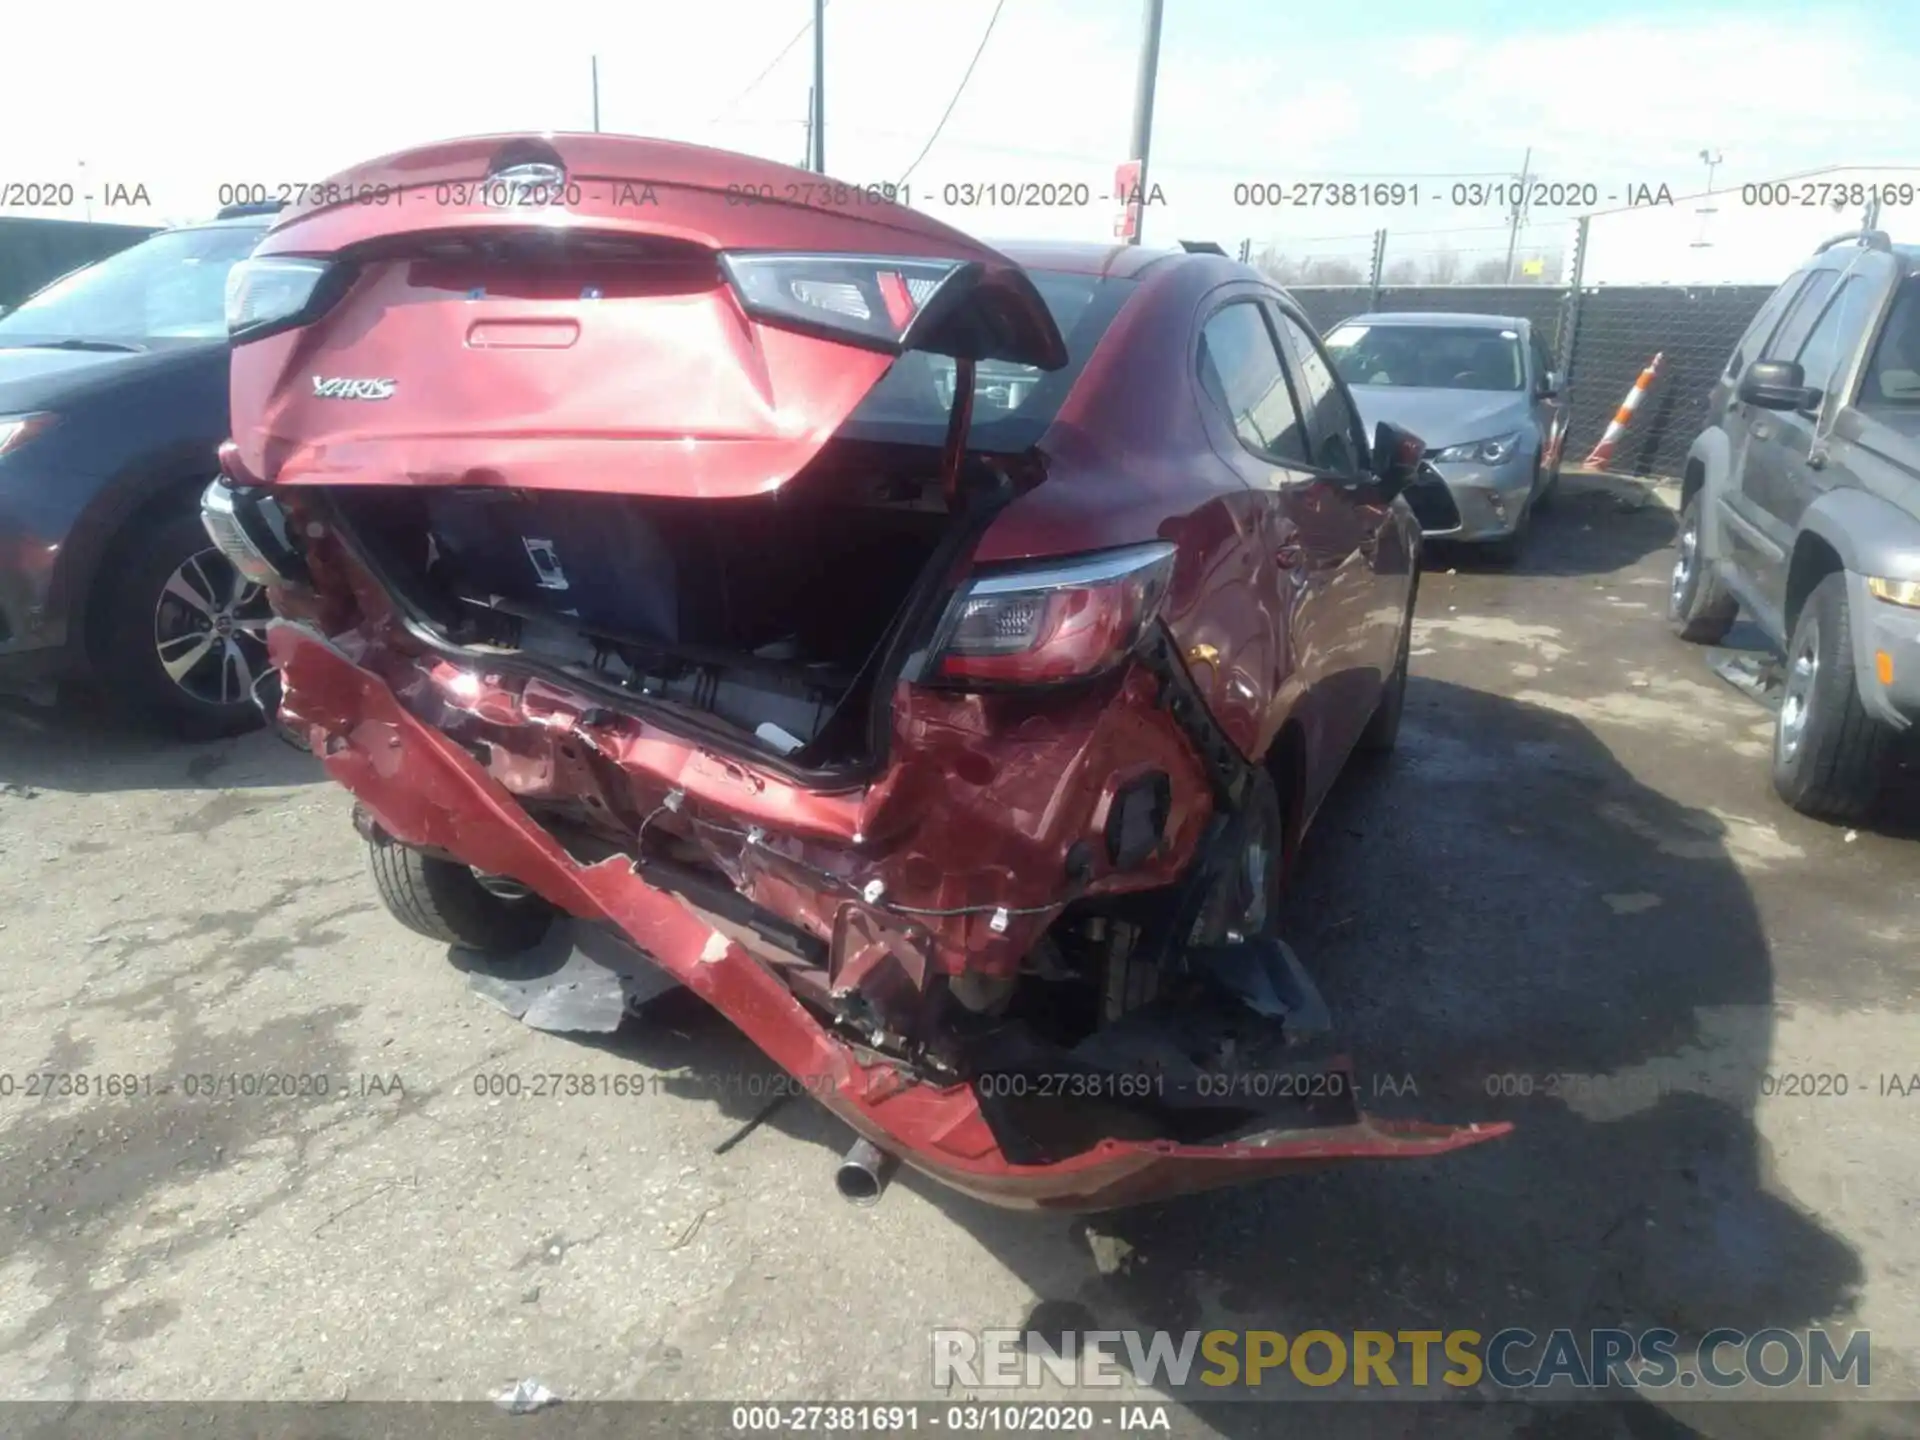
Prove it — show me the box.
[203,133,1509,1210]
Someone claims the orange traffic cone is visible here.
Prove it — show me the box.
[1583,353,1663,470]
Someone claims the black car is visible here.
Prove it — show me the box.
[0,208,278,736]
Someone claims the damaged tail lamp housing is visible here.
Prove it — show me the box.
[930,542,1178,686]
[718,252,972,355]
[200,477,307,587]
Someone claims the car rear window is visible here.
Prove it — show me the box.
[1324,322,1525,392]
[837,269,1136,451]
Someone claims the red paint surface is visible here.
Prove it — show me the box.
[274,622,1510,1210]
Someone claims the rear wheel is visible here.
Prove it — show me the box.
[366,834,556,952]
[1770,572,1892,823]
[95,509,272,738]
[1191,769,1286,945]
[1668,492,1737,644]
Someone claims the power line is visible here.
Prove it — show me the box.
[711,3,828,124]
[898,0,1009,185]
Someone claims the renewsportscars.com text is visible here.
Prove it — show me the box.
[931,1327,1872,1393]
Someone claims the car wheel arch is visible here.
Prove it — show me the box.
[1260,719,1308,881]
[78,467,224,663]
[1784,532,1845,640]
[1683,431,1732,560]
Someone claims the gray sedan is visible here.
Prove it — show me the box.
[1324,312,1565,563]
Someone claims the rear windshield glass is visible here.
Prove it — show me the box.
[1325,322,1525,392]
[838,269,1136,450]
[1861,278,1920,406]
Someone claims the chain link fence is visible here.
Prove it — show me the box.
[1251,215,1791,481]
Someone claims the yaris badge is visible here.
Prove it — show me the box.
[312,377,397,400]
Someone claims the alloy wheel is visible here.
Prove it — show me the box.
[1777,617,1820,764]
[152,546,271,708]
[1670,514,1698,614]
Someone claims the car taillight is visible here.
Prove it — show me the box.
[225,256,347,343]
[718,252,969,353]
[932,543,1177,685]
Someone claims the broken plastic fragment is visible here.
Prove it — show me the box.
[494,1378,558,1414]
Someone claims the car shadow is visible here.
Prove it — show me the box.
[551,672,1861,1436]
[0,693,319,796]
[1431,472,1677,581]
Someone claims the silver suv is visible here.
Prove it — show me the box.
[1669,228,1920,822]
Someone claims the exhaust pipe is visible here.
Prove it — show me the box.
[835,1137,897,1206]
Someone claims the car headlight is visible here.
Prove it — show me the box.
[1866,576,1920,609]
[225,256,336,341]
[1432,432,1521,466]
[0,412,57,458]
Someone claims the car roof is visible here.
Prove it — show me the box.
[165,215,275,234]
[994,239,1198,281]
[1340,311,1527,330]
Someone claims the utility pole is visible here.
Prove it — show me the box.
[808,0,826,172]
[1123,0,1165,245]
[1503,146,1533,282]
[1691,149,1721,249]
[591,55,601,132]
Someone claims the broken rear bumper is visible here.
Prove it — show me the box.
[272,621,1509,1212]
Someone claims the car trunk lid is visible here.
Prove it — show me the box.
[229,133,1066,499]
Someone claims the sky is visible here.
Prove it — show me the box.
[2,0,1915,281]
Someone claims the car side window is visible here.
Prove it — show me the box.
[1764,270,1840,363]
[1274,310,1364,473]
[1196,302,1309,464]
[1793,278,1866,399]
[1861,278,1920,405]
[1729,273,1810,379]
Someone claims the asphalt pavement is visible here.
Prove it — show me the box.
[1,474,1916,1439]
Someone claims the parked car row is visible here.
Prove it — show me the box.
[5,130,1914,1213]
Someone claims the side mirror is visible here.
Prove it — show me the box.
[1370,420,1425,498]
[1738,359,1813,411]
[1536,369,1561,398]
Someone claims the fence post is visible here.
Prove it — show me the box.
[1558,215,1589,387]
[1368,228,1386,310]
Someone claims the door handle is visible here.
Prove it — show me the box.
[1751,423,1773,440]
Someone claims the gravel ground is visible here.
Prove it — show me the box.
[1,474,1917,1438]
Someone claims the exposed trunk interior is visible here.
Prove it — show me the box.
[323,442,961,768]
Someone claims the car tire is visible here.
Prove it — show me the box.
[1668,492,1737,644]
[1191,768,1286,946]
[366,834,556,952]
[95,508,271,739]
[1771,571,1892,823]
[1357,582,1415,755]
